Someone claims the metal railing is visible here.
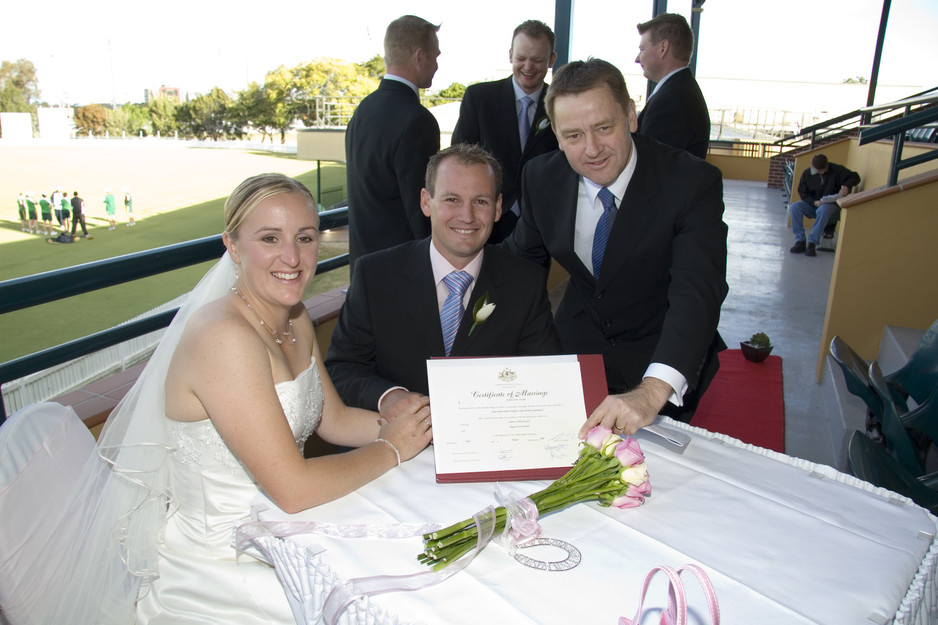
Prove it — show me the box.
[858,95,938,186]
[771,86,938,155]
[0,207,349,423]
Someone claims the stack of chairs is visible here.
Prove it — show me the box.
[830,320,938,511]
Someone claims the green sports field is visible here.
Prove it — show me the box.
[0,143,349,363]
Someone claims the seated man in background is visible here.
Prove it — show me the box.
[789,154,860,256]
[325,144,562,421]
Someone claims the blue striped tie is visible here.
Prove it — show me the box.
[518,96,533,151]
[441,271,473,356]
[591,187,617,277]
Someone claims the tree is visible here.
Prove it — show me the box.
[258,68,298,144]
[424,82,466,107]
[73,104,108,135]
[232,82,276,143]
[106,103,150,137]
[288,58,380,129]
[0,59,41,112]
[176,87,239,140]
[148,96,178,136]
[359,55,385,80]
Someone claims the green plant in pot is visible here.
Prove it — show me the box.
[740,332,773,362]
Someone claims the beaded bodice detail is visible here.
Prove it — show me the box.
[168,359,322,474]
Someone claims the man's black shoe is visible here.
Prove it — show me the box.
[805,242,817,257]
[790,241,806,254]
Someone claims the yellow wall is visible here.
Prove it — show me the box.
[816,177,938,378]
[706,154,771,182]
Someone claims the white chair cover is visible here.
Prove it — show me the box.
[0,402,96,625]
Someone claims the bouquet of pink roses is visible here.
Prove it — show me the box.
[418,426,651,571]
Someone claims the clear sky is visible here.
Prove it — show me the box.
[2,0,935,107]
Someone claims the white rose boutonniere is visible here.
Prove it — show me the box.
[534,116,551,135]
[469,293,495,336]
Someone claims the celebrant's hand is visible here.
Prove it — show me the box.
[380,390,430,422]
[378,402,432,462]
[579,378,672,437]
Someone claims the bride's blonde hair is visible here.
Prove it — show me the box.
[224,173,316,238]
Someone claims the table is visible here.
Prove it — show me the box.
[251,419,938,624]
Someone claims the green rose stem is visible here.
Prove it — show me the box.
[418,446,629,571]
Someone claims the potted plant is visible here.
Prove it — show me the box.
[740,332,773,363]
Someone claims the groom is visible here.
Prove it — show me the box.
[325,144,561,420]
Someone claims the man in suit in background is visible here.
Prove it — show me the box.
[326,144,561,421]
[451,20,559,243]
[505,58,727,435]
[634,13,710,159]
[345,15,442,273]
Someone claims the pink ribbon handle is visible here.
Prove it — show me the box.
[619,564,719,625]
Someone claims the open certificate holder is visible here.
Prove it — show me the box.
[427,354,607,483]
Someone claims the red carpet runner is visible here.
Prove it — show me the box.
[690,349,785,453]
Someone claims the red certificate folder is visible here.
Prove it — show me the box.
[434,354,608,484]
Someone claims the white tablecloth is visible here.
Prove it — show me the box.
[252,419,938,625]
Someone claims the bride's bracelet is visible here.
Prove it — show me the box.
[375,438,401,466]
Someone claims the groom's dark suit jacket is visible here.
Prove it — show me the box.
[451,77,558,243]
[345,79,440,273]
[325,238,562,410]
[505,133,727,414]
[637,67,711,160]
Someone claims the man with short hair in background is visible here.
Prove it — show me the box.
[345,15,442,274]
[452,19,559,243]
[634,13,710,159]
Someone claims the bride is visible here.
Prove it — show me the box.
[44,174,433,624]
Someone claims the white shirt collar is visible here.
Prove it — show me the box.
[383,74,419,96]
[511,78,544,103]
[428,240,484,286]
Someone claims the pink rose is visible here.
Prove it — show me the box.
[614,437,645,467]
[585,425,612,450]
[627,480,652,498]
[609,492,644,509]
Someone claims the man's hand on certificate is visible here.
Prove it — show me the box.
[380,390,431,422]
[578,378,672,437]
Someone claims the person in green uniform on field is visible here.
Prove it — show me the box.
[25,192,38,233]
[103,188,116,230]
[122,187,135,226]
[39,193,53,235]
[60,193,72,233]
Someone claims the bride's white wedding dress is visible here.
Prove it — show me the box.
[136,358,322,624]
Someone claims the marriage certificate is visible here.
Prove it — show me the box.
[427,354,606,483]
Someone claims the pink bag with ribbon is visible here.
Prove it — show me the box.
[619,564,720,625]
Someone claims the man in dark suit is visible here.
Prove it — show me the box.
[505,58,727,436]
[345,15,442,273]
[634,13,710,159]
[452,20,559,243]
[326,144,561,420]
